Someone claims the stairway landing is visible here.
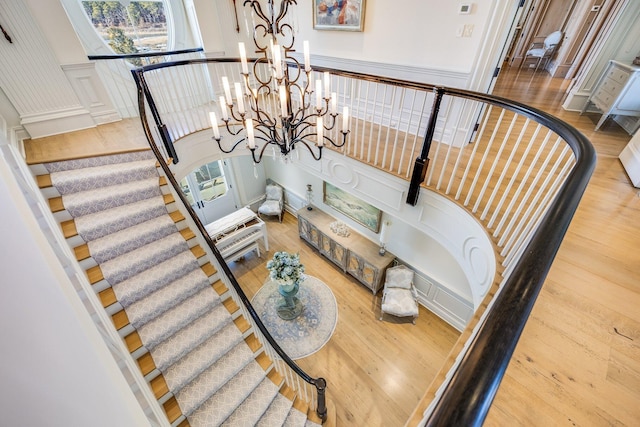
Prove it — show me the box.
[24,118,149,165]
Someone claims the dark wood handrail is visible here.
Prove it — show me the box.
[130,57,595,426]
[87,47,204,61]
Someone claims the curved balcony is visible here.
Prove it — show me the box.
[126,54,595,425]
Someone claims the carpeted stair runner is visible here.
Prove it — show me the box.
[38,150,320,427]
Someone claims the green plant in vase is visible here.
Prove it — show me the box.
[267,251,305,319]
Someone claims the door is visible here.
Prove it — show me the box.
[180,159,239,224]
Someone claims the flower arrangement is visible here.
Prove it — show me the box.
[266,251,306,287]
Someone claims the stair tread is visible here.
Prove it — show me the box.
[87,214,179,264]
[163,322,244,393]
[137,287,220,350]
[185,361,266,424]
[43,150,154,172]
[56,177,164,217]
[221,375,280,426]
[256,392,295,427]
[71,195,170,241]
[100,233,190,286]
[283,405,309,427]
[113,251,202,307]
[150,303,234,372]
[125,269,211,329]
[49,158,159,195]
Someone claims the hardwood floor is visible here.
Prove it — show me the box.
[228,214,459,427]
[485,67,640,426]
[22,65,640,426]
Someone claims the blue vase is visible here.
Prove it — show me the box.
[277,280,303,320]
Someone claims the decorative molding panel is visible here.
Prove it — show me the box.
[296,148,494,310]
[0,1,93,138]
[408,265,473,331]
[62,63,120,125]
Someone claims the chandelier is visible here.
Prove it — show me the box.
[208,0,349,163]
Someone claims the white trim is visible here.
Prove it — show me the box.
[20,106,95,139]
[292,53,471,88]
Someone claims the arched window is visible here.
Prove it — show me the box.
[61,0,202,117]
[81,1,168,59]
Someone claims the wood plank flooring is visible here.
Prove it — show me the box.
[484,67,640,426]
[228,213,459,427]
[22,65,640,426]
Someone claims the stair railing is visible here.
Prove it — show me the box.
[132,69,328,422]
[131,57,596,426]
[88,48,205,119]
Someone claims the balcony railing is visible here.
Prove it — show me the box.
[130,55,596,425]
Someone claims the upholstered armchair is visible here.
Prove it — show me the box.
[379,265,419,324]
[258,183,284,222]
[519,30,563,73]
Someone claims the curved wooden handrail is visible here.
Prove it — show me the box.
[130,57,595,426]
[87,47,204,61]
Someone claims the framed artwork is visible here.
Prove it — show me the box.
[313,0,365,32]
[323,182,381,232]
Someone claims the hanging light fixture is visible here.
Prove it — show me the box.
[209,0,349,163]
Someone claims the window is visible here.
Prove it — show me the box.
[181,160,229,203]
[81,1,167,64]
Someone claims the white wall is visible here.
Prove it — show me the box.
[0,152,151,427]
[292,1,494,73]
[263,151,491,306]
[199,0,517,90]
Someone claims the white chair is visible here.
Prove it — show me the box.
[258,183,284,222]
[379,265,419,324]
[519,30,563,73]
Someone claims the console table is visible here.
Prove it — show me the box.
[582,60,640,134]
[297,208,395,294]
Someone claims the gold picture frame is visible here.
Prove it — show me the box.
[313,0,365,32]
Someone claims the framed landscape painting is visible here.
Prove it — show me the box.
[323,182,381,232]
[313,0,365,32]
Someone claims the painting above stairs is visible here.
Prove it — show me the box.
[39,150,321,426]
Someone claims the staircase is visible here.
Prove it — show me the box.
[32,149,321,427]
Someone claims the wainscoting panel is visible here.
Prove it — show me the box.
[397,260,473,331]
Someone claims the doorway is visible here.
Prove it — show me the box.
[179,159,239,224]
[505,0,614,79]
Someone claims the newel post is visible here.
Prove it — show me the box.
[316,377,327,422]
[406,87,445,206]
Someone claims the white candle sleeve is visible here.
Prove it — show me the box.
[219,96,228,120]
[209,112,220,139]
[279,85,288,117]
[234,82,245,114]
[239,42,248,74]
[317,116,324,146]
[246,119,255,148]
[324,72,330,98]
[331,93,337,115]
[303,41,311,72]
[342,106,349,132]
[316,80,322,110]
[274,46,282,79]
[222,76,232,104]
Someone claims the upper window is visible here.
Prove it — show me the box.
[81,1,168,57]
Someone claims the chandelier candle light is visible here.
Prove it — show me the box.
[209,0,350,164]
